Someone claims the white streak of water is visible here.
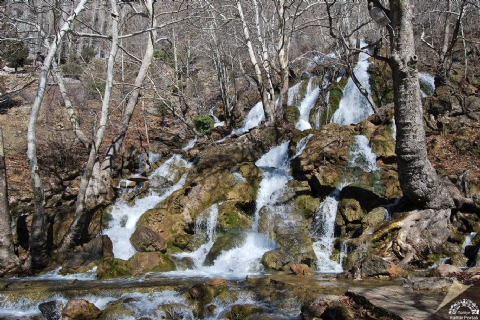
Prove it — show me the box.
[296,78,320,131]
[348,135,378,172]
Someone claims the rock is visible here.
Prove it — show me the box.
[356,254,402,278]
[301,295,340,320]
[217,201,252,231]
[126,252,175,276]
[449,252,468,267]
[101,298,135,320]
[224,304,263,319]
[245,276,271,287]
[403,277,457,291]
[290,264,314,275]
[127,174,148,182]
[120,180,136,188]
[321,302,353,320]
[96,258,132,280]
[294,195,320,219]
[189,283,209,300]
[207,304,216,312]
[38,300,61,320]
[338,198,364,223]
[148,175,173,193]
[62,300,101,320]
[130,226,167,253]
[429,264,463,277]
[204,231,246,266]
[361,207,386,230]
[174,257,195,270]
[205,279,226,287]
[61,235,113,274]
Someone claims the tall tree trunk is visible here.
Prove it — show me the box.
[435,0,451,87]
[57,0,119,255]
[27,0,88,272]
[0,128,19,275]
[388,0,454,209]
[88,0,156,204]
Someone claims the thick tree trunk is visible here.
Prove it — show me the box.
[27,0,88,272]
[389,0,454,209]
[0,128,19,275]
[57,0,119,255]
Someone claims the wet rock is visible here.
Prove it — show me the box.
[204,231,246,266]
[224,304,263,319]
[61,235,113,274]
[96,258,132,280]
[294,195,320,219]
[217,201,252,231]
[62,299,101,320]
[403,277,457,291]
[127,174,148,182]
[205,278,226,287]
[38,300,61,320]
[174,256,195,270]
[246,276,271,286]
[301,295,339,320]
[148,175,173,193]
[126,252,176,276]
[207,304,216,312]
[290,264,314,275]
[361,207,386,230]
[130,226,167,253]
[355,254,402,278]
[101,298,135,320]
[321,301,353,320]
[428,264,463,277]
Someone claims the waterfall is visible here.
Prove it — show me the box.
[210,106,225,128]
[231,102,265,135]
[104,155,191,260]
[292,134,314,159]
[332,40,374,126]
[296,78,320,131]
[288,80,304,106]
[182,136,197,151]
[461,232,477,253]
[348,135,378,172]
[312,189,343,273]
[418,72,435,97]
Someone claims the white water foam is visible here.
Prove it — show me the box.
[296,78,320,131]
[210,106,225,128]
[461,232,477,253]
[312,189,343,273]
[293,134,314,159]
[182,136,197,151]
[288,80,304,106]
[105,155,191,260]
[348,135,378,172]
[232,102,265,135]
[332,40,374,126]
[419,72,435,97]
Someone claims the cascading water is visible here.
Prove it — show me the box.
[419,72,435,97]
[182,136,197,151]
[210,106,225,128]
[292,134,314,159]
[296,78,320,131]
[332,40,374,126]
[461,232,477,253]
[231,102,265,135]
[348,135,379,172]
[104,155,191,260]
[288,80,304,106]
[312,189,343,273]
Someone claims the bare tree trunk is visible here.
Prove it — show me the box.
[388,0,454,209]
[275,0,290,123]
[435,0,452,87]
[58,0,119,255]
[27,0,88,272]
[0,127,19,275]
[89,0,156,204]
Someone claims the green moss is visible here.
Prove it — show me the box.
[218,202,251,231]
[96,259,132,280]
[193,115,214,135]
[294,195,320,219]
[368,63,394,107]
[150,253,176,272]
[286,105,300,123]
[320,85,343,125]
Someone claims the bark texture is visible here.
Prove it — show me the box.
[0,128,19,275]
[388,0,454,209]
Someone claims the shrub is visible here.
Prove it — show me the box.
[62,62,82,79]
[81,46,96,63]
[3,41,29,72]
[193,115,214,135]
[85,78,106,99]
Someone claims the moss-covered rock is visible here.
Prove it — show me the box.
[217,202,252,231]
[338,199,364,223]
[224,304,263,320]
[294,195,320,219]
[286,105,300,124]
[96,258,132,280]
[130,226,167,253]
[100,298,135,320]
[204,231,246,266]
[362,207,386,230]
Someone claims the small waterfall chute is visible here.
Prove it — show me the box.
[418,72,435,97]
[348,135,378,173]
[296,78,320,131]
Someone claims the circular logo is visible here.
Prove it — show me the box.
[449,299,480,317]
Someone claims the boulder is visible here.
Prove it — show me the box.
[38,300,61,320]
[127,174,148,182]
[130,226,167,253]
[355,254,402,278]
[361,207,386,230]
[403,277,457,291]
[449,252,468,267]
[148,175,173,193]
[301,295,340,320]
[126,252,175,276]
[62,300,101,320]
[205,279,226,287]
[224,304,263,319]
[428,264,463,277]
[290,264,314,275]
[61,235,113,274]
[321,302,353,320]
[338,198,364,223]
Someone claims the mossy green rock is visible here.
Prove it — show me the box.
[321,302,353,320]
[96,258,132,280]
[294,195,320,219]
[100,298,135,320]
[218,202,252,231]
[338,198,364,223]
[204,232,246,266]
[286,105,300,123]
[237,162,262,186]
[362,207,386,229]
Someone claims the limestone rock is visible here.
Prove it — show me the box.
[224,304,263,319]
[62,300,101,320]
[130,226,167,253]
[38,300,61,320]
[449,252,468,267]
[338,198,364,223]
[290,264,314,275]
[61,235,113,274]
[204,232,246,266]
[126,252,175,276]
[428,264,463,277]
